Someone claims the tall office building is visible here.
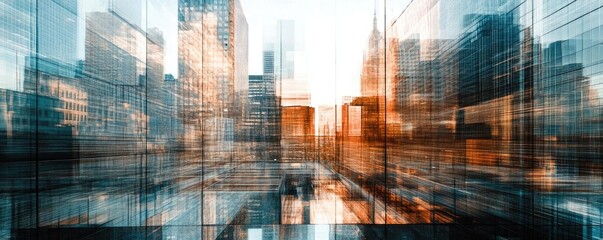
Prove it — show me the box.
[179,0,247,117]
[281,106,315,161]
[264,19,310,106]
[83,11,148,144]
[539,40,595,138]
[377,0,603,237]
[355,9,386,141]
[16,0,90,136]
[1,0,82,131]
[360,10,384,98]
[146,27,166,142]
[244,54,281,160]
[178,0,248,164]
[33,0,79,76]
[1,1,83,168]
[233,0,250,145]
[0,1,34,91]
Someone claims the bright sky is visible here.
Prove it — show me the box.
[71,0,411,107]
[241,0,410,106]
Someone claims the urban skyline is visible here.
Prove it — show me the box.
[1,0,602,239]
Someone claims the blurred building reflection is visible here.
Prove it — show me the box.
[1,0,603,239]
[281,106,315,162]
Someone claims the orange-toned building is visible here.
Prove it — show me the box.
[281,106,315,161]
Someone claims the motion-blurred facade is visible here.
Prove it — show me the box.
[1,0,602,239]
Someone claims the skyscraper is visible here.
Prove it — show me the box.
[264,19,310,106]
[233,0,250,156]
[35,0,79,75]
[178,0,248,164]
[245,74,280,159]
[355,8,386,141]
[83,11,147,141]
[281,106,315,161]
[360,9,384,98]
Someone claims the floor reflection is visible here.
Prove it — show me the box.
[202,162,404,226]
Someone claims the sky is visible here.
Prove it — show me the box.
[241,0,411,106]
[69,0,411,107]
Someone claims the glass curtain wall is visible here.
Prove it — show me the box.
[0,0,602,239]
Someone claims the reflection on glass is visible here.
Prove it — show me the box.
[1,0,602,239]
